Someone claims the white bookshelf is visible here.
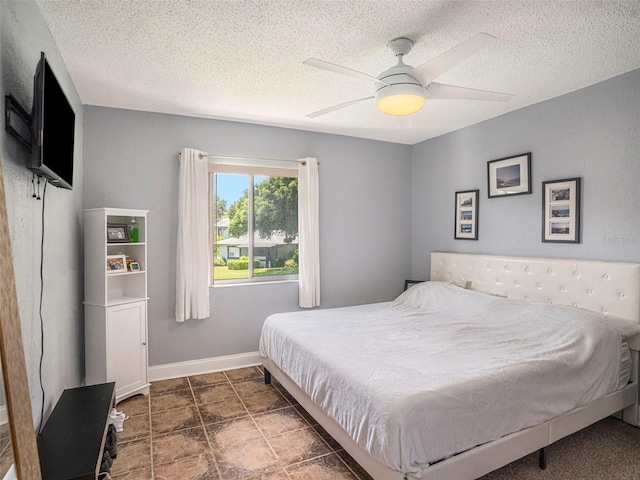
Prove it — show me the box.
[84,208,150,402]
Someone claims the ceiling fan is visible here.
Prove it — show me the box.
[304,33,513,119]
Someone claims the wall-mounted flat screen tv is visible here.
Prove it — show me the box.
[29,52,75,190]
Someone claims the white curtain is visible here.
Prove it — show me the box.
[298,157,320,308]
[175,148,210,322]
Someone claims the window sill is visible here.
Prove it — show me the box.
[211,279,298,289]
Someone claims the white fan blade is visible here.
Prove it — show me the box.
[413,33,496,85]
[397,115,412,129]
[427,82,513,102]
[303,59,389,86]
[306,96,374,118]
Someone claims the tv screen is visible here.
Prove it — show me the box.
[29,52,75,190]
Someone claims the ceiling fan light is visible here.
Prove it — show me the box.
[377,94,426,116]
[375,83,426,116]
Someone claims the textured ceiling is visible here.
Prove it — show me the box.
[36,0,640,145]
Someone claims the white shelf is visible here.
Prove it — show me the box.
[107,270,145,277]
[107,242,146,247]
[85,207,149,217]
[84,296,149,307]
[106,295,149,307]
[84,207,149,403]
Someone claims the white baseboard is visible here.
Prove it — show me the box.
[148,351,262,382]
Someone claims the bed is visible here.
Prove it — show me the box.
[259,253,640,479]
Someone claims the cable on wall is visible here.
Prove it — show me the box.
[37,179,47,433]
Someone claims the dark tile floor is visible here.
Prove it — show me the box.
[111,366,372,480]
[110,366,640,480]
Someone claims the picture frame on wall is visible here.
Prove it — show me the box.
[454,189,479,240]
[542,177,581,243]
[487,153,532,198]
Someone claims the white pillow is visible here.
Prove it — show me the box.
[393,281,470,308]
[604,315,640,341]
[451,279,472,289]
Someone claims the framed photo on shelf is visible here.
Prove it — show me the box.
[487,153,531,198]
[542,177,581,243]
[106,224,130,243]
[129,261,141,272]
[106,254,127,273]
[454,189,479,240]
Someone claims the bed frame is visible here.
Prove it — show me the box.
[262,252,640,480]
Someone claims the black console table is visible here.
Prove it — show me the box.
[37,382,115,480]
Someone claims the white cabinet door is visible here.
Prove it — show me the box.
[106,301,147,400]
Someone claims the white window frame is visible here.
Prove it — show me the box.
[209,163,299,285]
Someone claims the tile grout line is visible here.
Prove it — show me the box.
[111,396,155,479]
[261,367,364,479]
[228,366,295,479]
[257,369,296,480]
[189,374,225,479]
[150,380,219,479]
[266,376,336,477]
[269,374,367,480]
[119,369,368,479]
[147,392,155,480]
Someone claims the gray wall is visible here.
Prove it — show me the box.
[411,69,640,279]
[83,107,413,366]
[1,0,84,425]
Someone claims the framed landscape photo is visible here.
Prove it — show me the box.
[454,189,479,240]
[487,153,532,198]
[106,224,130,243]
[542,177,581,243]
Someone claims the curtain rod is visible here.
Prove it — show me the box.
[177,152,319,165]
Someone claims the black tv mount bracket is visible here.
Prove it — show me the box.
[5,94,32,150]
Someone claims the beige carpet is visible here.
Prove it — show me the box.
[481,417,640,480]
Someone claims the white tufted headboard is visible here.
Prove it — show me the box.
[430,252,640,324]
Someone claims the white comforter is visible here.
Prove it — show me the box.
[259,281,631,476]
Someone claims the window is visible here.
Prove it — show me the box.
[210,164,298,283]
